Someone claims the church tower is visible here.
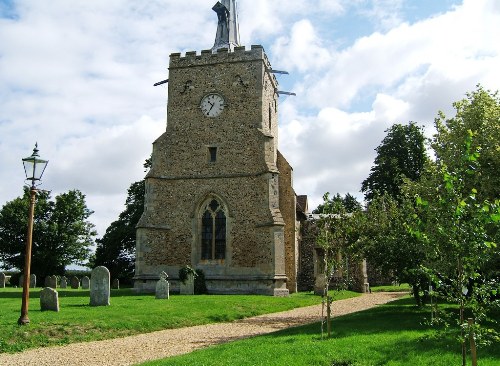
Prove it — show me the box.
[134,1,296,296]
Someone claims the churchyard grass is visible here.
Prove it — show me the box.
[0,287,358,353]
[140,297,500,366]
[370,283,411,292]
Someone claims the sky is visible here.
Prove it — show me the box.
[1,0,499,242]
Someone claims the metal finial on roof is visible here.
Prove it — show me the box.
[211,0,241,52]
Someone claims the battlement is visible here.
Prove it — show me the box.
[169,45,272,69]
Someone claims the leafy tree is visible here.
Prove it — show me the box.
[91,180,144,283]
[91,158,150,283]
[432,85,500,202]
[358,193,428,305]
[313,193,361,214]
[412,131,499,363]
[315,192,362,338]
[361,122,427,202]
[0,189,96,282]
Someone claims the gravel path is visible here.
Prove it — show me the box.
[0,292,406,366]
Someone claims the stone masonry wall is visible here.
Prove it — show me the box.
[277,151,298,293]
[135,45,290,295]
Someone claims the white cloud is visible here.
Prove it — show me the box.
[0,0,498,243]
[272,19,333,73]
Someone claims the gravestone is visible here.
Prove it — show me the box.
[70,276,80,289]
[314,274,327,296]
[0,272,5,288]
[19,274,37,288]
[81,276,90,289]
[60,276,67,289]
[90,266,110,306]
[155,272,170,299]
[45,275,57,289]
[40,287,59,312]
[112,278,120,289]
[179,273,194,295]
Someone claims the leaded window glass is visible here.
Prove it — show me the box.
[201,199,226,260]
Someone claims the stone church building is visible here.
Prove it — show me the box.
[133,0,305,296]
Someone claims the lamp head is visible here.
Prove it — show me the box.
[22,143,48,187]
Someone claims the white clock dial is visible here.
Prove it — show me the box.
[200,93,225,117]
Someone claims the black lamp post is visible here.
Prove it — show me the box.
[18,143,48,326]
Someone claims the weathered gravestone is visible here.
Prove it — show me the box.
[0,272,5,288]
[90,266,110,306]
[40,287,59,312]
[112,278,119,289]
[155,272,170,299]
[45,275,57,289]
[60,276,67,289]
[314,274,327,296]
[70,276,80,289]
[179,273,194,295]
[81,276,90,289]
[19,274,37,288]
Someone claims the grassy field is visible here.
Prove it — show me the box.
[139,297,500,366]
[0,287,358,354]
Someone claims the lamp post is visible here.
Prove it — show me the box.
[18,143,48,326]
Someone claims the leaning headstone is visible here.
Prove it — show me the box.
[29,274,36,288]
[81,276,90,289]
[40,287,59,312]
[112,278,120,289]
[179,273,195,295]
[60,276,67,289]
[90,266,110,306]
[70,276,80,289]
[155,272,170,299]
[0,272,5,288]
[45,275,57,289]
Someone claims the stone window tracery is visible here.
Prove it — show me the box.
[201,199,226,260]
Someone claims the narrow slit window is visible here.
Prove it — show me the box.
[209,147,217,162]
[268,105,272,130]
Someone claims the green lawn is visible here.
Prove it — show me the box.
[0,287,358,353]
[140,297,500,366]
[370,283,411,293]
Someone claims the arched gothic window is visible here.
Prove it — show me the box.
[201,199,226,260]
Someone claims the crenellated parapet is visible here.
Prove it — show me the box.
[169,45,277,85]
[170,45,266,67]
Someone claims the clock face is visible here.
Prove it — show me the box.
[200,93,225,117]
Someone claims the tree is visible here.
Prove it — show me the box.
[90,180,145,283]
[412,131,499,364]
[313,193,362,214]
[0,189,96,282]
[361,122,427,202]
[358,193,428,305]
[432,85,500,202]
[315,192,362,337]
